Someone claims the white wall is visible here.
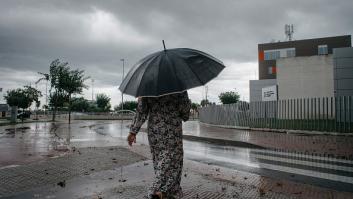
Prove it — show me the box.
[277,55,334,99]
[249,79,277,102]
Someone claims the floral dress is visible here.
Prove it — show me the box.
[130,91,191,199]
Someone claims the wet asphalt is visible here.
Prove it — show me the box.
[0,120,352,193]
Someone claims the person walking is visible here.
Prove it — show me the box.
[127,91,191,199]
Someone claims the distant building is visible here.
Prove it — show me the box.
[249,79,277,102]
[0,104,9,118]
[333,47,353,97]
[258,35,351,80]
[277,55,334,99]
[250,35,352,102]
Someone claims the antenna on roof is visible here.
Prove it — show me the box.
[162,40,166,51]
[285,24,294,41]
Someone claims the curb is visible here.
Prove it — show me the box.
[0,120,53,127]
[199,122,353,136]
[182,134,266,149]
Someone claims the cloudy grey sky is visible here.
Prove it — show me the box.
[0,0,352,107]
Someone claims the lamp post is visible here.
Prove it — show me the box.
[91,79,94,101]
[120,59,125,111]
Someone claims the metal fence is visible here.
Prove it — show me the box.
[199,96,353,133]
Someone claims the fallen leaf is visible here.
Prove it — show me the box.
[57,181,66,188]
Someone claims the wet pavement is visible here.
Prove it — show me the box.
[0,120,353,198]
[0,146,146,197]
[183,122,353,159]
[2,156,300,199]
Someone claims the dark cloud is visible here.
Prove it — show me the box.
[0,0,352,105]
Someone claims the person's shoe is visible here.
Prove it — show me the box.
[151,195,160,199]
[151,192,163,199]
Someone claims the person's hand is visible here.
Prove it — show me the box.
[127,132,137,146]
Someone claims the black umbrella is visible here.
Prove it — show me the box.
[119,41,225,97]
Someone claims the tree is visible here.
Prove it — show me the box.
[49,92,68,110]
[71,97,89,112]
[61,68,88,123]
[24,86,42,107]
[219,91,240,104]
[4,86,41,122]
[45,59,70,121]
[24,86,42,120]
[200,99,210,107]
[114,101,138,112]
[191,102,200,119]
[4,89,26,108]
[40,59,88,122]
[96,93,111,112]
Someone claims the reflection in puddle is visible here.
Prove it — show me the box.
[1,120,352,193]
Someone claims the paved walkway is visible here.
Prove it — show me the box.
[2,145,353,199]
[1,120,353,198]
[182,121,353,159]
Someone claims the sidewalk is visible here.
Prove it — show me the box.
[1,120,352,198]
[182,121,353,160]
[2,145,352,199]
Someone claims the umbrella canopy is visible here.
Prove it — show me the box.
[119,48,225,97]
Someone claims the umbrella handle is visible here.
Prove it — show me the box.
[162,40,166,51]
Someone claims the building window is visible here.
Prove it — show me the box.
[264,48,295,60]
[264,50,280,60]
[318,45,328,55]
[268,66,276,75]
[286,48,296,57]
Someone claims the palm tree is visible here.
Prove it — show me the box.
[36,72,49,116]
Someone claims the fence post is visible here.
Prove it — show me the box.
[289,99,294,129]
[304,98,310,130]
[325,97,328,132]
[344,96,347,133]
[300,98,303,130]
[277,100,280,129]
[332,97,335,132]
[348,96,353,132]
[272,100,275,129]
[338,96,343,132]
[318,98,321,131]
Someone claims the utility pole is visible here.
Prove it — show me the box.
[0,87,3,104]
[205,85,208,102]
[120,59,125,111]
[91,79,94,101]
[45,80,48,116]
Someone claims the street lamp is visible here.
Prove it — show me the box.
[91,79,95,101]
[120,59,125,111]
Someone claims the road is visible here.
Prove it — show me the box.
[0,120,352,194]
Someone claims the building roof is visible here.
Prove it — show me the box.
[259,35,351,46]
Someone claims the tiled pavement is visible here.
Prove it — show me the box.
[131,145,353,199]
[0,146,298,199]
[1,120,353,198]
[1,145,353,198]
[0,146,146,198]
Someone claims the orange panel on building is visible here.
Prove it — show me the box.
[258,51,264,61]
[272,66,276,74]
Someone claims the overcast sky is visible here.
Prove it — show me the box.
[0,0,352,107]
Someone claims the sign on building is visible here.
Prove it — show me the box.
[262,85,278,101]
